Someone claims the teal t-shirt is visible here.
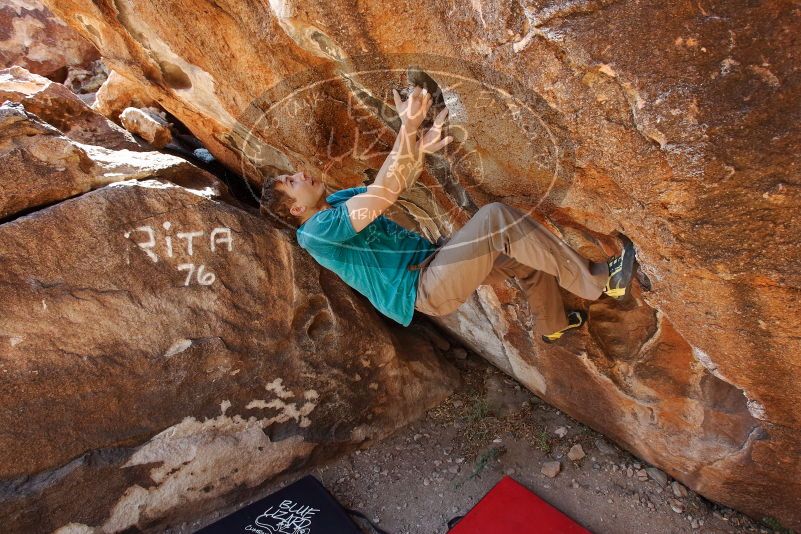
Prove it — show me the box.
[296,186,437,326]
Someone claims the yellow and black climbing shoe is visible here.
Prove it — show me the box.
[541,310,587,344]
[603,236,636,300]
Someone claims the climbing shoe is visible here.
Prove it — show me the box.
[541,310,587,344]
[603,236,636,299]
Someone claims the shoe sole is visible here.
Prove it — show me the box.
[541,310,587,344]
[607,237,636,300]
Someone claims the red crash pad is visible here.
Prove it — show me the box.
[448,475,591,534]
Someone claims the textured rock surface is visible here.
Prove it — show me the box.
[0,66,143,150]
[0,99,224,219]
[119,106,172,147]
[93,69,160,122]
[62,57,108,95]
[31,0,801,527]
[0,179,458,532]
[0,0,99,79]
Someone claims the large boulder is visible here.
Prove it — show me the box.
[0,178,458,532]
[34,0,801,528]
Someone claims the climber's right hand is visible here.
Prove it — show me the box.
[393,85,431,132]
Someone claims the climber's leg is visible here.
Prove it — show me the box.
[483,254,571,336]
[517,269,573,337]
[481,252,518,286]
[415,202,608,317]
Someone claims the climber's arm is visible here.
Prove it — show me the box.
[344,85,452,234]
[344,124,423,233]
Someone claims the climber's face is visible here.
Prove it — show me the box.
[275,171,326,217]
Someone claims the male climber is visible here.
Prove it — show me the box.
[261,85,636,343]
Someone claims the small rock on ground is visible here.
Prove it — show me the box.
[670,499,685,513]
[568,444,586,461]
[541,461,561,478]
[672,480,689,498]
[594,439,617,455]
[646,467,668,487]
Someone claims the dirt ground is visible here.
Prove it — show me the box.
[189,346,789,534]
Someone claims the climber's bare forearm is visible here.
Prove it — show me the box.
[345,124,422,233]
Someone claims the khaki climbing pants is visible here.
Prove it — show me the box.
[412,202,609,337]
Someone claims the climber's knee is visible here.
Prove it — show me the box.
[476,202,518,229]
[478,202,506,214]
[476,202,512,221]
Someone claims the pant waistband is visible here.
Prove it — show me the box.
[408,250,437,271]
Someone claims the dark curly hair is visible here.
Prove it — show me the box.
[260,174,300,230]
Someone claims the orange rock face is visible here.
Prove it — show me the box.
[30,0,801,529]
